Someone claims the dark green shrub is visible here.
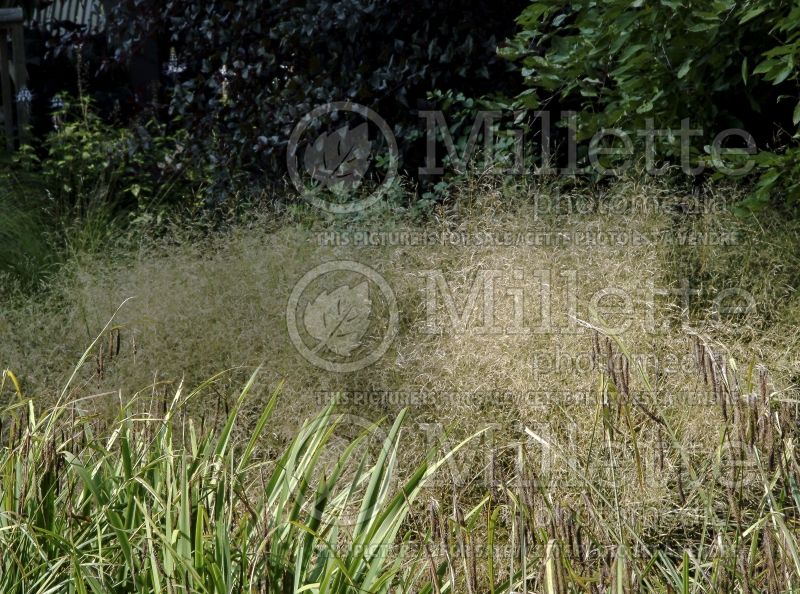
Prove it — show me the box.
[0,96,197,290]
[501,0,800,208]
[105,0,527,182]
[37,96,194,213]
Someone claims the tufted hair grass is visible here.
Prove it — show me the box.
[1,173,798,591]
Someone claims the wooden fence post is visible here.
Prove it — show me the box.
[0,7,26,149]
[0,28,12,151]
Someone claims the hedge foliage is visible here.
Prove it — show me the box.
[501,0,800,207]
[106,0,526,180]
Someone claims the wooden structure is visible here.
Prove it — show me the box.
[0,7,27,150]
[31,0,103,32]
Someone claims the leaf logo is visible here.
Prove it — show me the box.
[303,123,373,189]
[303,281,372,357]
[287,260,399,372]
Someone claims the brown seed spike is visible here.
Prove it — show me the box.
[96,346,104,379]
[758,365,769,406]
[621,355,630,398]
[429,498,441,541]
[700,344,710,386]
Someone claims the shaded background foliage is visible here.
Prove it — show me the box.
[15,0,800,208]
[105,0,528,182]
[500,0,800,208]
[4,0,800,294]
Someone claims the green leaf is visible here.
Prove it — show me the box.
[739,5,767,24]
[753,59,775,76]
[619,44,647,62]
[772,58,795,85]
[517,3,551,26]
[686,22,716,32]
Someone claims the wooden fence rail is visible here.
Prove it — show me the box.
[0,7,27,150]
